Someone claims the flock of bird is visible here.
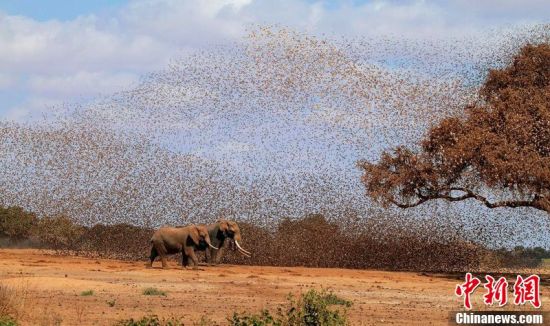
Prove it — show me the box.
[1,25,549,258]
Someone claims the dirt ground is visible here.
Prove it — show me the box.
[0,249,548,325]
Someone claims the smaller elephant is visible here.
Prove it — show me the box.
[149,224,218,269]
[206,219,251,265]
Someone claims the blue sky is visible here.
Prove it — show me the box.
[0,1,372,21]
[0,0,128,21]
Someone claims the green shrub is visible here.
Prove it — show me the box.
[320,292,352,308]
[142,288,166,296]
[290,289,351,326]
[118,289,351,326]
[80,290,94,296]
[114,315,183,326]
[193,315,218,326]
[229,310,277,326]
[229,289,351,326]
[0,315,18,326]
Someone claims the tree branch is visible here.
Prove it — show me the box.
[389,187,548,213]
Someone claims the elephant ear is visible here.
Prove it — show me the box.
[218,220,229,232]
[189,225,201,246]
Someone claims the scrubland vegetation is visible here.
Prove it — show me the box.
[1,204,546,273]
[114,289,351,326]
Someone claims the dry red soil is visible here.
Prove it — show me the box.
[0,249,548,325]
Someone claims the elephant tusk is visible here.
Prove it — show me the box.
[208,243,219,250]
[235,241,251,255]
[238,248,251,257]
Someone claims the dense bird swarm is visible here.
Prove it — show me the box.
[1,25,549,271]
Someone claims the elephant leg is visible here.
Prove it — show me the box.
[152,240,168,269]
[184,247,199,269]
[213,247,224,264]
[149,246,158,267]
[181,252,189,267]
[207,248,215,265]
[159,246,168,268]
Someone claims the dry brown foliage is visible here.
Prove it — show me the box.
[360,43,550,214]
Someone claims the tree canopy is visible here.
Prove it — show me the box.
[360,43,550,214]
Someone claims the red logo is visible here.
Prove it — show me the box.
[483,275,508,306]
[455,274,541,309]
[513,275,541,308]
[455,273,481,310]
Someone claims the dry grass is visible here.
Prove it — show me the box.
[0,281,31,324]
[0,279,66,326]
[35,305,63,326]
[0,284,16,319]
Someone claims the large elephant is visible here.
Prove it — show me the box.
[205,219,251,265]
[149,224,217,269]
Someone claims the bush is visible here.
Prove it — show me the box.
[142,288,166,296]
[193,316,218,326]
[119,290,351,326]
[80,290,94,296]
[0,206,37,241]
[0,315,18,326]
[230,289,351,326]
[78,223,152,260]
[114,315,183,326]
[486,246,550,268]
[34,216,84,251]
[229,310,275,326]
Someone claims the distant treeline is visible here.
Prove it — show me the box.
[492,246,550,268]
[0,205,544,272]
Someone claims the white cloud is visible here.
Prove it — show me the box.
[28,71,139,97]
[0,14,167,75]
[0,73,15,89]
[4,96,63,121]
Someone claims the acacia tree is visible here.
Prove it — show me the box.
[360,43,550,214]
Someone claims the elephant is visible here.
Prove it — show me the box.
[149,224,218,269]
[203,219,251,265]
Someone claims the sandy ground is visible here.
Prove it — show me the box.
[0,249,548,325]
